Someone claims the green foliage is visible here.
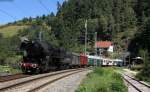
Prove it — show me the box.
[139,49,149,65]
[136,49,150,83]
[136,64,150,83]
[0,26,22,73]
[0,29,22,73]
[130,65,143,71]
[76,68,127,92]
[0,65,21,74]
[55,0,138,52]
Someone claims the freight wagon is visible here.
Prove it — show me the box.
[70,53,80,68]
[80,54,88,67]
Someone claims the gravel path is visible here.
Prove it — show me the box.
[0,72,11,76]
[37,70,91,92]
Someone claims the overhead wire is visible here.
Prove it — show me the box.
[11,2,25,16]
[0,8,16,21]
[37,0,50,13]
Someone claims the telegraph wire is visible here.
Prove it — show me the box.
[11,2,25,16]
[37,0,50,13]
[0,8,16,21]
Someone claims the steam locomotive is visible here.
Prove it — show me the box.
[20,38,88,74]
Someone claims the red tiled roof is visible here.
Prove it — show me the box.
[95,41,112,48]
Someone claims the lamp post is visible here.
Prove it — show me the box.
[39,31,43,41]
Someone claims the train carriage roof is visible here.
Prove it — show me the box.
[113,59,123,62]
[87,55,101,59]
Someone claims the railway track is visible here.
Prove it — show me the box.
[0,68,88,92]
[0,73,30,82]
[122,73,150,92]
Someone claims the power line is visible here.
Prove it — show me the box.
[12,2,25,16]
[0,8,16,21]
[37,0,50,13]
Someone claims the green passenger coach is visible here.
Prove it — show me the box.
[87,55,102,66]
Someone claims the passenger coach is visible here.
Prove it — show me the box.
[87,55,102,66]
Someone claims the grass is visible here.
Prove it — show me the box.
[0,25,28,38]
[0,65,21,74]
[76,67,127,92]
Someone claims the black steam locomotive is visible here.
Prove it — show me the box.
[20,39,77,74]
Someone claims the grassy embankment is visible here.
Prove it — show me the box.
[136,65,150,84]
[76,67,127,92]
[0,65,21,74]
[0,25,28,74]
[0,25,28,38]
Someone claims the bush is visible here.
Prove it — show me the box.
[130,65,143,71]
[136,49,150,83]
[136,64,150,83]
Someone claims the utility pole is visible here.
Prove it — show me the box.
[85,19,87,55]
[95,32,97,56]
[39,31,42,41]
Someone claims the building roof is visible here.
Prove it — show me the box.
[95,41,112,48]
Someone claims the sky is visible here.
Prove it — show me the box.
[0,0,64,25]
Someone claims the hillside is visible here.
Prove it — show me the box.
[0,0,149,56]
[0,25,28,38]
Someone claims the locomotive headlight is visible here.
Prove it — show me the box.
[23,63,26,66]
[32,64,37,68]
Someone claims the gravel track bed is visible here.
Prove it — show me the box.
[0,73,30,82]
[0,69,84,92]
[37,70,91,92]
[0,69,78,90]
[122,71,150,92]
[123,74,150,92]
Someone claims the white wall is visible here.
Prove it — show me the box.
[107,45,113,52]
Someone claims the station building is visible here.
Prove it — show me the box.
[95,41,113,56]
